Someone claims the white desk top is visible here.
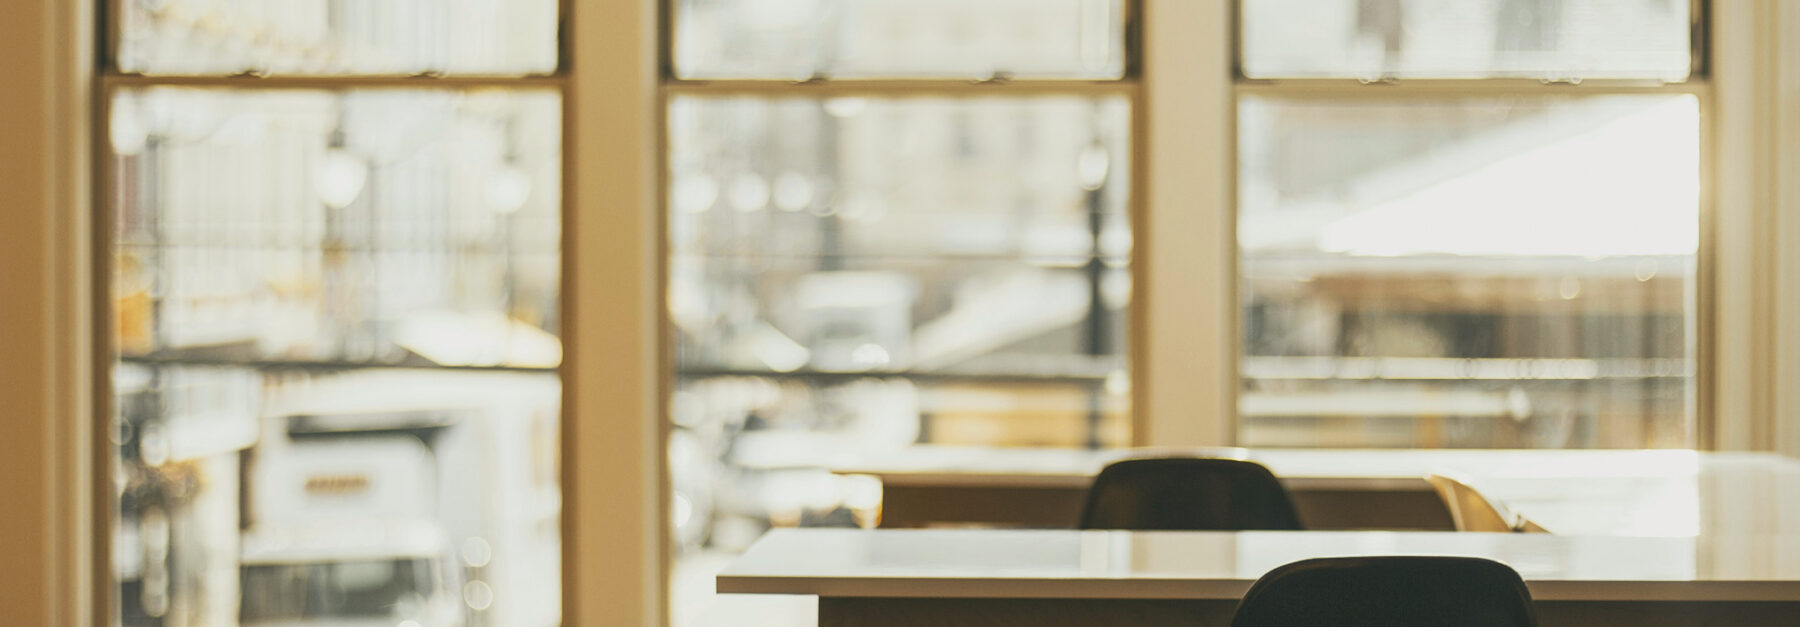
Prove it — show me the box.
[834,447,1800,536]
[718,528,1800,603]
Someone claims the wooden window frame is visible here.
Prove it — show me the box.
[5,0,1800,625]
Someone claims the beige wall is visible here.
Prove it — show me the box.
[1773,0,1800,459]
[0,0,92,625]
[0,11,61,620]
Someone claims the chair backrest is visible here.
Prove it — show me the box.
[1425,474,1549,533]
[1078,457,1303,531]
[1425,474,1516,532]
[1229,556,1540,627]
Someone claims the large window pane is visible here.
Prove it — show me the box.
[109,89,562,626]
[673,0,1126,79]
[667,95,1131,624]
[1241,0,1693,81]
[669,96,1131,261]
[112,89,561,366]
[1238,94,1698,449]
[117,0,559,76]
[668,96,1130,377]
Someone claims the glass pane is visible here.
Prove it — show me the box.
[666,95,1131,625]
[112,89,561,366]
[672,257,1130,375]
[669,96,1132,269]
[1238,94,1698,449]
[673,0,1126,79]
[669,96,1131,374]
[109,89,562,626]
[1241,0,1693,81]
[117,0,559,76]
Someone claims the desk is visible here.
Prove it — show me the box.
[719,528,1800,627]
[836,448,1800,534]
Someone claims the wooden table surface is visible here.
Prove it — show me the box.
[831,448,1800,535]
[720,528,1800,626]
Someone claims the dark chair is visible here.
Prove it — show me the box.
[1229,556,1540,627]
[1077,457,1303,530]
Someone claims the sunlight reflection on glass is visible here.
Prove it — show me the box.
[1238,94,1698,449]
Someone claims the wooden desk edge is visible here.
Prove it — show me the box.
[717,575,1800,603]
[839,471,1435,493]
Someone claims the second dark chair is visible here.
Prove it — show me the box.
[1077,457,1304,531]
[1228,556,1539,627]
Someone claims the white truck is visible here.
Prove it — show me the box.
[239,437,463,627]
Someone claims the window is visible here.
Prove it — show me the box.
[664,0,1136,622]
[103,3,563,626]
[672,0,1127,79]
[1240,0,1692,81]
[1235,0,1703,448]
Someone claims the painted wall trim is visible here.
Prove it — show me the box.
[1709,0,1792,452]
[1772,1,1800,458]
[564,0,667,625]
[0,0,94,624]
[1138,0,1238,447]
